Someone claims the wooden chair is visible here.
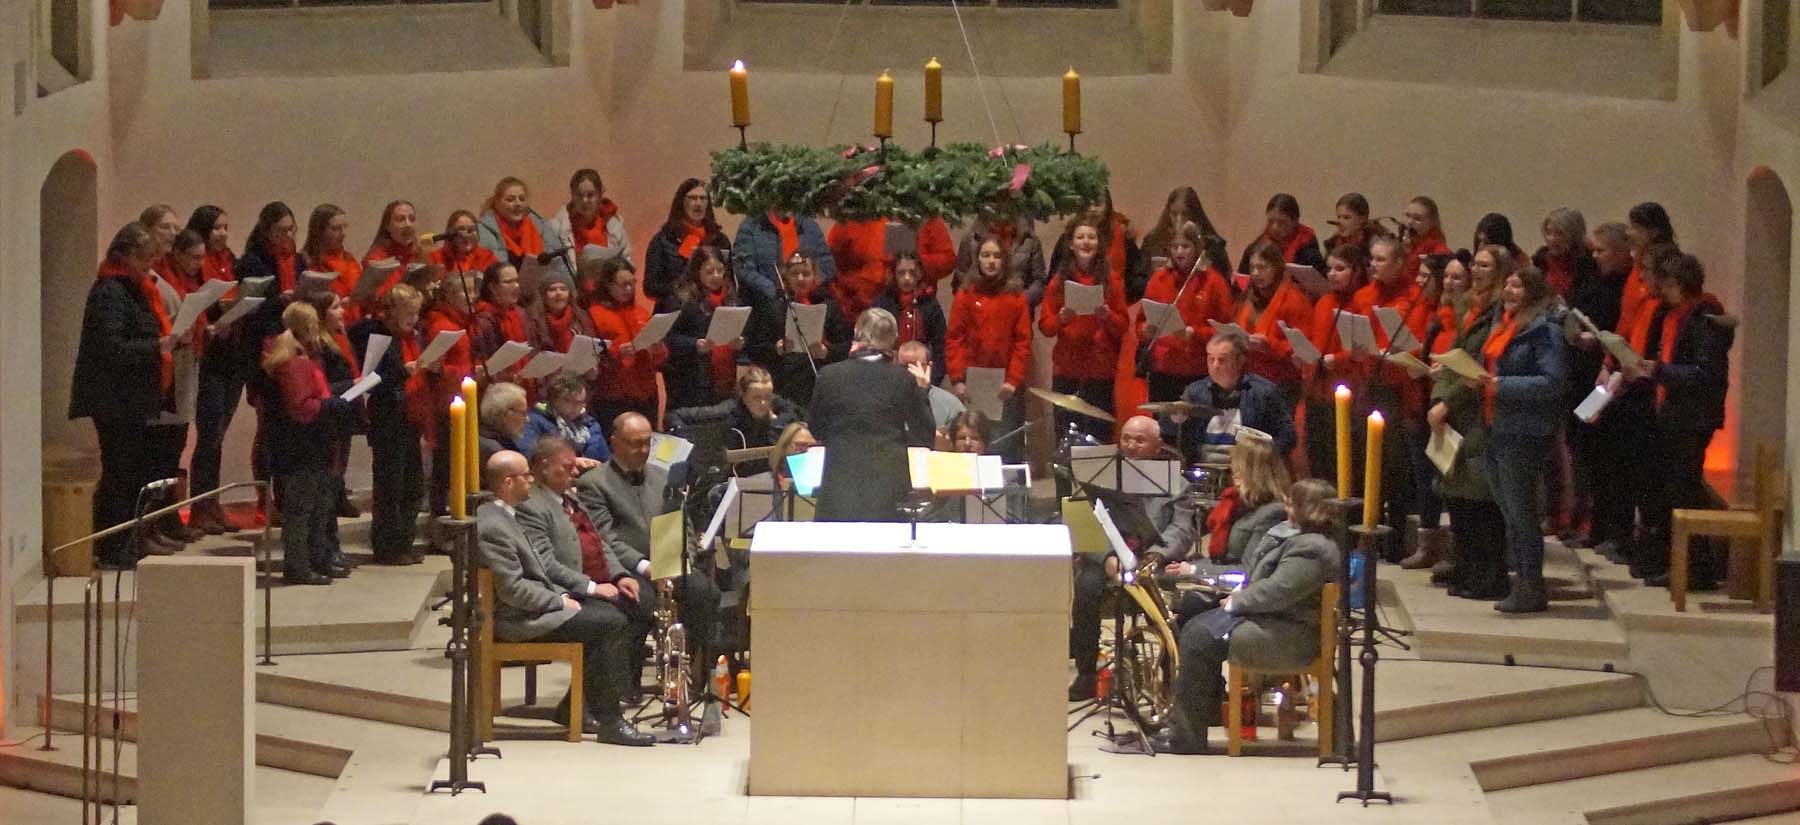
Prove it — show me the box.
[475,568,585,742]
[1226,582,1338,757]
[1671,444,1785,613]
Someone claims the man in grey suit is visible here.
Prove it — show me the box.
[574,412,722,697]
[477,450,654,747]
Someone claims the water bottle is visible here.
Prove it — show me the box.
[1349,554,1367,611]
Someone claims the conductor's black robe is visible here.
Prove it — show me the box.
[809,350,936,522]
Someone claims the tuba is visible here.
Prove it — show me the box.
[652,578,692,731]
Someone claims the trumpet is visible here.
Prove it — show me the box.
[652,577,693,731]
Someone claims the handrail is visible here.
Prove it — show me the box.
[41,479,277,772]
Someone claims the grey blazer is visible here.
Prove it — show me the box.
[572,460,670,575]
[513,484,601,593]
[476,501,576,642]
[1224,524,1339,671]
[1225,501,1289,565]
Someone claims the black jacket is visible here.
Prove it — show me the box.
[1648,296,1733,433]
[871,288,948,386]
[69,275,168,424]
[657,293,745,411]
[348,318,415,431]
[810,351,936,522]
[667,396,803,477]
[757,288,852,411]
[642,225,730,305]
[1563,266,1627,408]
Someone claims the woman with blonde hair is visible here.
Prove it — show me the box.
[478,176,560,269]
[257,302,355,585]
[1168,427,1293,567]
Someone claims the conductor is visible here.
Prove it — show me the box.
[810,307,937,521]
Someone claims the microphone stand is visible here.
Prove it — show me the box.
[776,280,821,378]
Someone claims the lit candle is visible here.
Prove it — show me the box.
[1062,66,1082,136]
[729,60,751,128]
[448,398,467,520]
[874,69,895,139]
[462,376,479,501]
[1363,411,1385,530]
[1334,385,1352,499]
[924,57,943,123]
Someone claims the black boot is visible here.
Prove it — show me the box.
[1068,672,1097,702]
[1494,576,1548,613]
[1148,704,1209,755]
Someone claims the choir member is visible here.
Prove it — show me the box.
[1140,220,1234,402]
[1473,264,1567,613]
[1634,252,1732,590]
[549,168,631,266]
[826,217,914,317]
[303,204,363,312]
[1428,246,1508,597]
[1401,195,1452,281]
[478,176,559,270]
[306,289,362,522]
[1324,192,1374,256]
[644,178,732,304]
[1303,244,1371,487]
[1050,192,1140,301]
[256,302,355,585]
[737,208,834,304]
[139,204,183,287]
[472,261,527,383]
[184,207,241,535]
[953,214,1047,306]
[1355,234,1425,558]
[185,205,237,287]
[584,257,667,428]
[1234,241,1314,414]
[1236,193,1326,275]
[1620,202,1678,340]
[525,272,597,357]
[765,251,850,410]
[1472,212,1526,262]
[350,284,427,565]
[361,200,426,311]
[1534,208,1596,299]
[71,224,188,567]
[1039,216,1128,442]
[237,202,304,296]
[143,228,204,549]
[1135,186,1229,290]
[422,269,480,517]
[519,372,612,466]
[1575,223,1632,558]
[946,238,1033,459]
[659,246,746,411]
[871,252,947,386]
[431,210,500,278]
[1533,208,1598,539]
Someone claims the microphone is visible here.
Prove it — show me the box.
[420,232,443,244]
[538,247,573,266]
[143,478,180,494]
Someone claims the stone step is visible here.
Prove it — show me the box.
[1485,753,1800,825]
[43,694,352,779]
[0,727,334,816]
[1369,661,1642,741]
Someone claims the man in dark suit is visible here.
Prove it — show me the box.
[1163,329,1297,464]
[477,450,654,747]
[574,413,721,698]
[808,308,937,521]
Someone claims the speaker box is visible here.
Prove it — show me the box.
[1776,556,1800,692]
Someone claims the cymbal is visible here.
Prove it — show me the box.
[1138,400,1207,417]
[1028,387,1115,423]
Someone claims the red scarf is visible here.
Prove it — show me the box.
[1544,253,1573,297]
[1203,487,1242,560]
[769,213,799,261]
[1654,294,1706,408]
[1260,224,1317,264]
[571,200,620,251]
[1481,310,1520,423]
[479,300,528,343]
[990,222,1017,258]
[705,290,736,395]
[544,304,577,353]
[99,260,173,395]
[677,221,707,260]
[497,214,544,260]
[202,248,235,283]
[333,329,360,379]
[273,250,299,294]
[896,290,921,343]
[706,288,728,310]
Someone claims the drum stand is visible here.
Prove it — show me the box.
[1066,570,1155,757]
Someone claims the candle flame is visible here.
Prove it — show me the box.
[1335,384,1350,395]
[1368,411,1384,424]
[732,59,745,71]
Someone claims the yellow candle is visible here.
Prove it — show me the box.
[729,60,751,128]
[462,376,479,498]
[924,57,943,123]
[1062,66,1082,136]
[1363,411,1385,530]
[449,398,467,520]
[1334,385,1352,499]
[874,69,895,139]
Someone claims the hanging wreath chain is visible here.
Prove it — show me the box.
[709,142,1108,225]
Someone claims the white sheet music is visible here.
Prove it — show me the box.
[1121,459,1182,496]
[1092,501,1137,572]
[1596,331,1641,366]
[963,366,1006,420]
[299,270,339,295]
[362,333,392,377]
[705,305,752,344]
[1211,320,1248,341]
[700,478,739,552]
[1373,306,1422,352]
[1574,383,1613,423]
[1285,263,1330,299]
[239,276,276,298]
[213,296,264,328]
[353,260,398,300]
[565,335,602,375]
[1279,320,1321,365]
[632,312,678,350]
[484,340,532,375]
[1431,348,1488,380]
[1064,281,1103,315]
[1426,425,1462,475]
[1140,299,1182,339]
[517,350,567,380]
[170,278,234,332]
[1335,313,1380,355]
[417,330,465,370]
[785,302,828,353]
[340,372,382,402]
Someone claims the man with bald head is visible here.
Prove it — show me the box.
[574,411,722,710]
[475,450,652,746]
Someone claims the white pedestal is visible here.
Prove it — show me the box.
[748,522,1070,799]
[136,557,254,825]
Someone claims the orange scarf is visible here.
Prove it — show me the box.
[769,213,800,261]
[544,304,577,353]
[1481,310,1519,423]
[571,200,619,251]
[497,214,544,260]
[333,330,360,380]
[1654,294,1705,408]
[99,260,173,396]
[677,221,707,261]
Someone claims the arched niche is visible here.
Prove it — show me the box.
[39,149,100,468]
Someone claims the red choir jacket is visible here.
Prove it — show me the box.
[588,302,668,402]
[1038,267,1127,381]
[1140,265,1234,378]
[1236,278,1314,388]
[945,286,1032,387]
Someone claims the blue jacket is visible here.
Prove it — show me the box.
[518,404,611,464]
[1490,311,1569,443]
[1167,373,1297,460]
[731,214,835,302]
